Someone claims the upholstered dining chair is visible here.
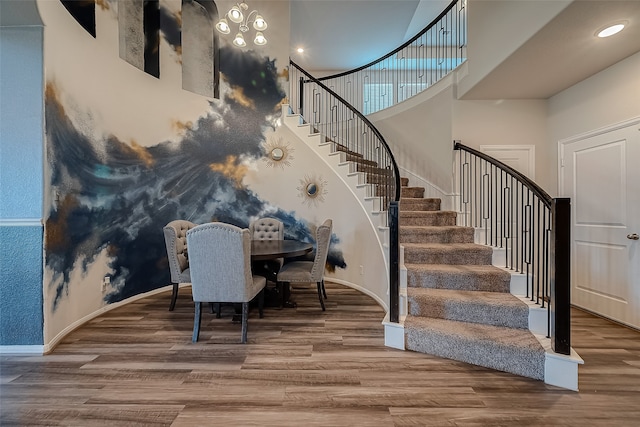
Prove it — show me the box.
[276,219,332,311]
[249,217,285,282]
[186,222,267,344]
[163,220,197,311]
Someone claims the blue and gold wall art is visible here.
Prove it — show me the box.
[45,40,346,311]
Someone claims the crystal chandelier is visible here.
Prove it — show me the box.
[215,1,268,47]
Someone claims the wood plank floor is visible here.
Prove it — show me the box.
[2,282,640,426]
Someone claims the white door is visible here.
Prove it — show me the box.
[560,118,640,329]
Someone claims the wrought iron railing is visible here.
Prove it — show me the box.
[314,0,467,114]
[289,60,402,323]
[454,142,571,355]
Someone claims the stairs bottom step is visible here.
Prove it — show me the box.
[405,316,545,380]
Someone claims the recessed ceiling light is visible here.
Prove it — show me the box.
[297,47,304,53]
[596,22,626,38]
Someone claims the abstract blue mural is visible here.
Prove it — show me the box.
[45,46,346,310]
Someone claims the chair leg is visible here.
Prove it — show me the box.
[317,282,326,311]
[276,281,284,309]
[169,283,179,311]
[241,302,249,344]
[258,288,265,319]
[321,279,327,299]
[192,302,202,343]
[214,303,222,318]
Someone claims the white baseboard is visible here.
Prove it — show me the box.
[0,345,45,355]
[383,313,405,350]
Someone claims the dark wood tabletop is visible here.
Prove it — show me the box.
[251,239,313,261]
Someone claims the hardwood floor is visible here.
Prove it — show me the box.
[2,282,640,426]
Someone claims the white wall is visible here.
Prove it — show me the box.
[458,0,571,98]
[368,76,455,199]
[452,98,551,192]
[548,51,640,193]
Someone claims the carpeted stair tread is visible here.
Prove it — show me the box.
[400,198,441,211]
[400,211,457,226]
[405,316,545,380]
[407,288,529,329]
[400,226,475,243]
[403,243,493,265]
[405,264,511,292]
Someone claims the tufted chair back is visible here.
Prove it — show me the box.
[310,219,333,282]
[249,217,284,241]
[163,220,196,283]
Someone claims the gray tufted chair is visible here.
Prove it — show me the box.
[186,222,267,343]
[276,219,332,311]
[250,217,285,281]
[249,217,284,242]
[163,220,197,311]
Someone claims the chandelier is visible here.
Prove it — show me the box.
[215,1,268,47]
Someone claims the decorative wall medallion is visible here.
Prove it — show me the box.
[297,174,328,207]
[263,137,294,169]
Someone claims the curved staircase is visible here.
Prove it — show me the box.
[399,177,546,380]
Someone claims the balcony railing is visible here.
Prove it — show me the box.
[315,0,467,115]
[288,60,402,323]
[455,142,571,355]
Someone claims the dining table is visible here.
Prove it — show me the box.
[251,239,313,261]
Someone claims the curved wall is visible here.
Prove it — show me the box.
[31,0,385,350]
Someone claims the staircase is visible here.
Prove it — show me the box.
[399,177,546,380]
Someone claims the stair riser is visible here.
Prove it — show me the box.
[400,228,475,244]
[400,199,441,211]
[407,294,529,329]
[406,270,511,293]
[401,187,425,198]
[403,248,493,265]
[400,214,457,227]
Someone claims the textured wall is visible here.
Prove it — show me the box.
[0,225,44,345]
[0,27,44,220]
[0,26,45,346]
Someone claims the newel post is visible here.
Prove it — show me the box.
[550,198,571,355]
[389,201,400,323]
[298,76,304,117]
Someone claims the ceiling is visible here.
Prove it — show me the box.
[461,0,640,99]
[289,0,450,72]
[290,0,640,99]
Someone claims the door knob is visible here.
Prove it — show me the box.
[628,233,640,240]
